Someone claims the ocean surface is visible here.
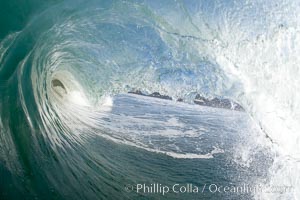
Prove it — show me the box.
[1,0,300,199]
[1,94,274,199]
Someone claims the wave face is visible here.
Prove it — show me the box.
[0,0,300,199]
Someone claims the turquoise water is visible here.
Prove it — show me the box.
[1,0,300,199]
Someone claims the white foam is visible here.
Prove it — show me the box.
[68,91,89,106]
[98,132,224,159]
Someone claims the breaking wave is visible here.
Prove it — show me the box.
[0,0,299,199]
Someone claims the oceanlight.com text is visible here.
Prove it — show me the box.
[124,183,293,196]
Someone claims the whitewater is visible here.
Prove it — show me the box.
[0,0,300,199]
